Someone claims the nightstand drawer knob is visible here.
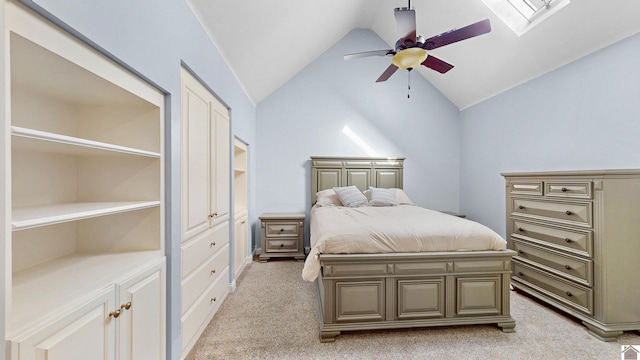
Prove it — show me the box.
[565,210,573,215]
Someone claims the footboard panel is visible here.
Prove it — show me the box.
[316,250,517,342]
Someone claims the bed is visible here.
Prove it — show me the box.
[305,156,516,342]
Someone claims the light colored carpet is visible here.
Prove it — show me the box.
[186,260,639,360]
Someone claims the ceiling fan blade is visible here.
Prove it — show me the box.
[376,64,399,82]
[421,55,454,74]
[344,49,394,60]
[422,18,491,50]
[394,8,417,47]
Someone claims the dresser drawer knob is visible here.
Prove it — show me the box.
[564,265,571,270]
[561,187,568,192]
[280,228,284,232]
[518,227,524,232]
[518,272,524,276]
[518,205,525,210]
[280,243,284,247]
[518,250,524,255]
[565,291,573,297]
[565,238,572,243]
[565,210,573,215]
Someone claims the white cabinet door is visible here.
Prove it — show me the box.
[181,68,230,242]
[117,260,166,360]
[234,213,248,279]
[17,287,115,360]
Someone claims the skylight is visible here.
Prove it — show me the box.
[481,0,571,36]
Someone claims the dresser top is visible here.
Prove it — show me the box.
[259,212,306,220]
[501,169,640,178]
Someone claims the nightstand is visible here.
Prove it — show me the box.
[258,213,306,262]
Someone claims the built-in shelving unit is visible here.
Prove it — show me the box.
[233,139,249,280]
[4,4,166,356]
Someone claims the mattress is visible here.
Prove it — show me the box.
[302,205,507,281]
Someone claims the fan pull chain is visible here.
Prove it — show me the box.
[407,70,411,98]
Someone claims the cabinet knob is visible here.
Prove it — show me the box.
[211,297,217,303]
[564,265,572,270]
[208,212,218,218]
[565,210,572,215]
[241,221,246,224]
[109,309,121,318]
[121,302,132,310]
[565,238,572,243]
[566,291,573,297]
[561,187,568,192]
[518,205,525,210]
[211,269,216,275]
[210,242,216,247]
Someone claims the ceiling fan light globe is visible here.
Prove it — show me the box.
[392,48,428,71]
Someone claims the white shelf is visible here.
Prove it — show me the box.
[10,250,162,336]
[11,126,160,158]
[12,201,160,231]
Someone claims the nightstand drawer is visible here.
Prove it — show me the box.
[512,198,592,227]
[513,240,592,286]
[266,238,299,252]
[545,181,592,199]
[265,222,299,237]
[513,262,593,315]
[508,180,543,196]
[511,219,593,257]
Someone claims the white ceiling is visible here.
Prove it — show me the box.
[187,0,640,109]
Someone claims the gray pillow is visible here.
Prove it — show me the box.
[333,186,368,207]
[369,187,397,206]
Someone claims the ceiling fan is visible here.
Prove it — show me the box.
[344,1,491,84]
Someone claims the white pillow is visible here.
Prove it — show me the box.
[394,188,414,205]
[333,186,368,208]
[369,187,397,206]
[315,188,342,207]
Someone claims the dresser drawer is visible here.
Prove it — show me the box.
[545,181,592,199]
[182,243,229,314]
[512,198,592,227]
[508,180,543,196]
[182,267,229,351]
[513,262,593,315]
[265,222,299,237]
[511,219,593,257]
[513,240,592,286]
[266,238,299,252]
[182,222,230,278]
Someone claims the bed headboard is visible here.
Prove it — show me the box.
[310,156,405,204]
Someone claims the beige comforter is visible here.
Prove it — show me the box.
[302,205,507,282]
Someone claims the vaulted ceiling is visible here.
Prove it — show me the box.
[187,0,640,109]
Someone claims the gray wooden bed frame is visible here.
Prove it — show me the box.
[310,156,516,342]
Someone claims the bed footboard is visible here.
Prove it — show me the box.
[315,250,517,342]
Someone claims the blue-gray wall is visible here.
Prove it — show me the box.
[12,1,258,359]
[256,29,461,246]
[460,32,640,237]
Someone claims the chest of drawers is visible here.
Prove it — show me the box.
[503,169,640,341]
[259,213,306,262]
